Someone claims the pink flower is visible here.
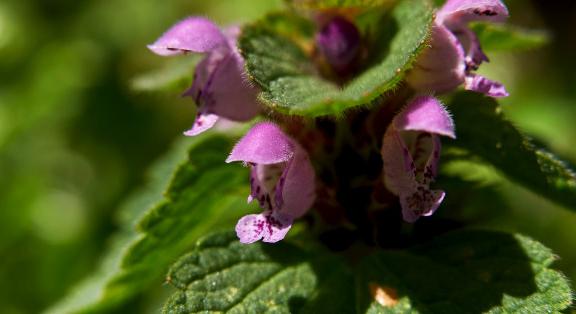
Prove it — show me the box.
[226,122,316,243]
[148,17,260,136]
[381,96,455,223]
[407,0,509,98]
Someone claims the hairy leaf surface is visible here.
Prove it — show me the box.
[240,0,433,116]
[163,232,354,314]
[164,230,572,313]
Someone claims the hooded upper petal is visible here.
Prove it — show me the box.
[147,17,228,56]
[226,122,295,165]
[393,96,456,139]
[437,0,509,28]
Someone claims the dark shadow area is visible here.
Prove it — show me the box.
[436,172,513,225]
[261,238,357,314]
[258,229,543,313]
[355,230,540,313]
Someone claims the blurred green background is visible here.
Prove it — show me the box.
[0,0,574,313]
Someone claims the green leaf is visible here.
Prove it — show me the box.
[240,0,433,117]
[357,230,573,313]
[445,92,576,212]
[163,231,355,314]
[471,23,549,52]
[164,230,572,313]
[47,133,255,313]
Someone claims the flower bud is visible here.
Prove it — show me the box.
[316,16,361,74]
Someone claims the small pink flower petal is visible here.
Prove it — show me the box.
[235,212,293,244]
[278,147,316,218]
[226,123,295,164]
[262,212,293,243]
[382,129,443,200]
[183,113,219,136]
[182,50,226,100]
[406,24,466,94]
[382,128,415,196]
[458,28,490,69]
[203,51,261,121]
[438,0,509,28]
[236,214,267,244]
[400,190,445,223]
[465,75,509,98]
[393,96,456,139]
[147,17,228,56]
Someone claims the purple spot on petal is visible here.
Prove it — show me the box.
[473,9,498,16]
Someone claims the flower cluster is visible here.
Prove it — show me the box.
[407,0,509,97]
[148,0,509,244]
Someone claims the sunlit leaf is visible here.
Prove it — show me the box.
[163,231,354,314]
[163,230,572,313]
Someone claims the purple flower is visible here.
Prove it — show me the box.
[148,17,260,136]
[226,122,316,243]
[316,16,361,74]
[407,0,509,98]
[381,96,455,223]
